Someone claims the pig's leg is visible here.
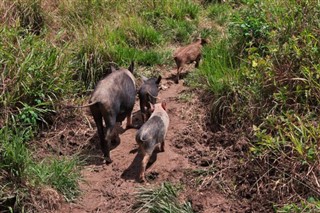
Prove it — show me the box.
[195,55,201,68]
[103,115,116,164]
[175,67,181,84]
[140,100,147,123]
[159,140,165,152]
[146,102,152,120]
[139,152,151,183]
[91,107,107,163]
[125,112,134,129]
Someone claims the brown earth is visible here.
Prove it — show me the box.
[33,68,249,213]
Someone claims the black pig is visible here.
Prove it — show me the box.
[138,75,162,123]
[135,101,169,182]
[87,62,136,164]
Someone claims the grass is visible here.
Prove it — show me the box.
[192,0,320,210]
[29,157,81,201]
[199,40,239,94]
[0,125,81,211]
[207,3,232,26]
[133,182,193,213]
[2,0,319,211]
[276,197,320,213]
[0,0,209,211]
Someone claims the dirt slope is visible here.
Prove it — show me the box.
[36,70,245,213]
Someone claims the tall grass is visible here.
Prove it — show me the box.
[195,0,320,210]
[0,28,77,110]
[200,40,238,93]
[0,0,210,211]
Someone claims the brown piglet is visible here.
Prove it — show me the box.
[173,38,208,83]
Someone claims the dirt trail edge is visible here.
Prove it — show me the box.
[55,70,239,213]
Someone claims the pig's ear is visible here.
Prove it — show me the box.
[111,66,117,73]
[156,75,162,84]
[141,75,148,82]
[128,61,134,73]
[161,101,167,111]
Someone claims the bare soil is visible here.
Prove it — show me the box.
[33,69,249,213]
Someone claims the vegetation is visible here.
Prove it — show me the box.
[1,0,319,212]
[0,0,203,211]
[133,182,193,213]
[197,0,320,211]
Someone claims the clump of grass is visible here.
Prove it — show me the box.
[140,0,200,44]
[133,182,193,213]
[0,27,77,112]
[276,197,320,213]
[119,17,163,48]
[18,0,44,35]
[207,3,232,26]
[29,157,81,201]
[0,125,81,211]
[252,112,320,163]
[200,40,238,93]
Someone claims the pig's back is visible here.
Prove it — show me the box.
[136,115,166,152]
[90,70,136,105]
[138,83,159,103]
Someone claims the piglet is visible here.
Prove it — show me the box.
[138,75,162,123]
[173,38,208,83]
[135,101,169,182]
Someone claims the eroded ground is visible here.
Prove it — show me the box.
[34,69,247,213]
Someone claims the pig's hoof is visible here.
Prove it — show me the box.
[174,79,179,84]
[104,157,113,164]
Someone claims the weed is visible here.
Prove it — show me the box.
[0,27,77,110]
[178,91,194,103]
[0,127,32,182]
[276,197,320,213]
[252,112,320,163]
[133,182,193,213]
[29,157,81,201]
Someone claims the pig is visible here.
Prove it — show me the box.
[173,38,208,83]
[137,75,162,123]
[85,62,136,164]
[135,101,169,182]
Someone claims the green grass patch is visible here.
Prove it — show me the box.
[0,126,81,210]
[252,112,320,163]
[207,3,232,26]
[276,197,320,213]
[29,157,81,201]
[0,27,77,110]
[199,40,239,94]
[133,182,193,213]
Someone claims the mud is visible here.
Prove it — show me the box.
[32,69,249,213]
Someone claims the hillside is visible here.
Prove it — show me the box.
[1,0,319,212]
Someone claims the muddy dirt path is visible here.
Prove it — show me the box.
[50,70,237,213]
